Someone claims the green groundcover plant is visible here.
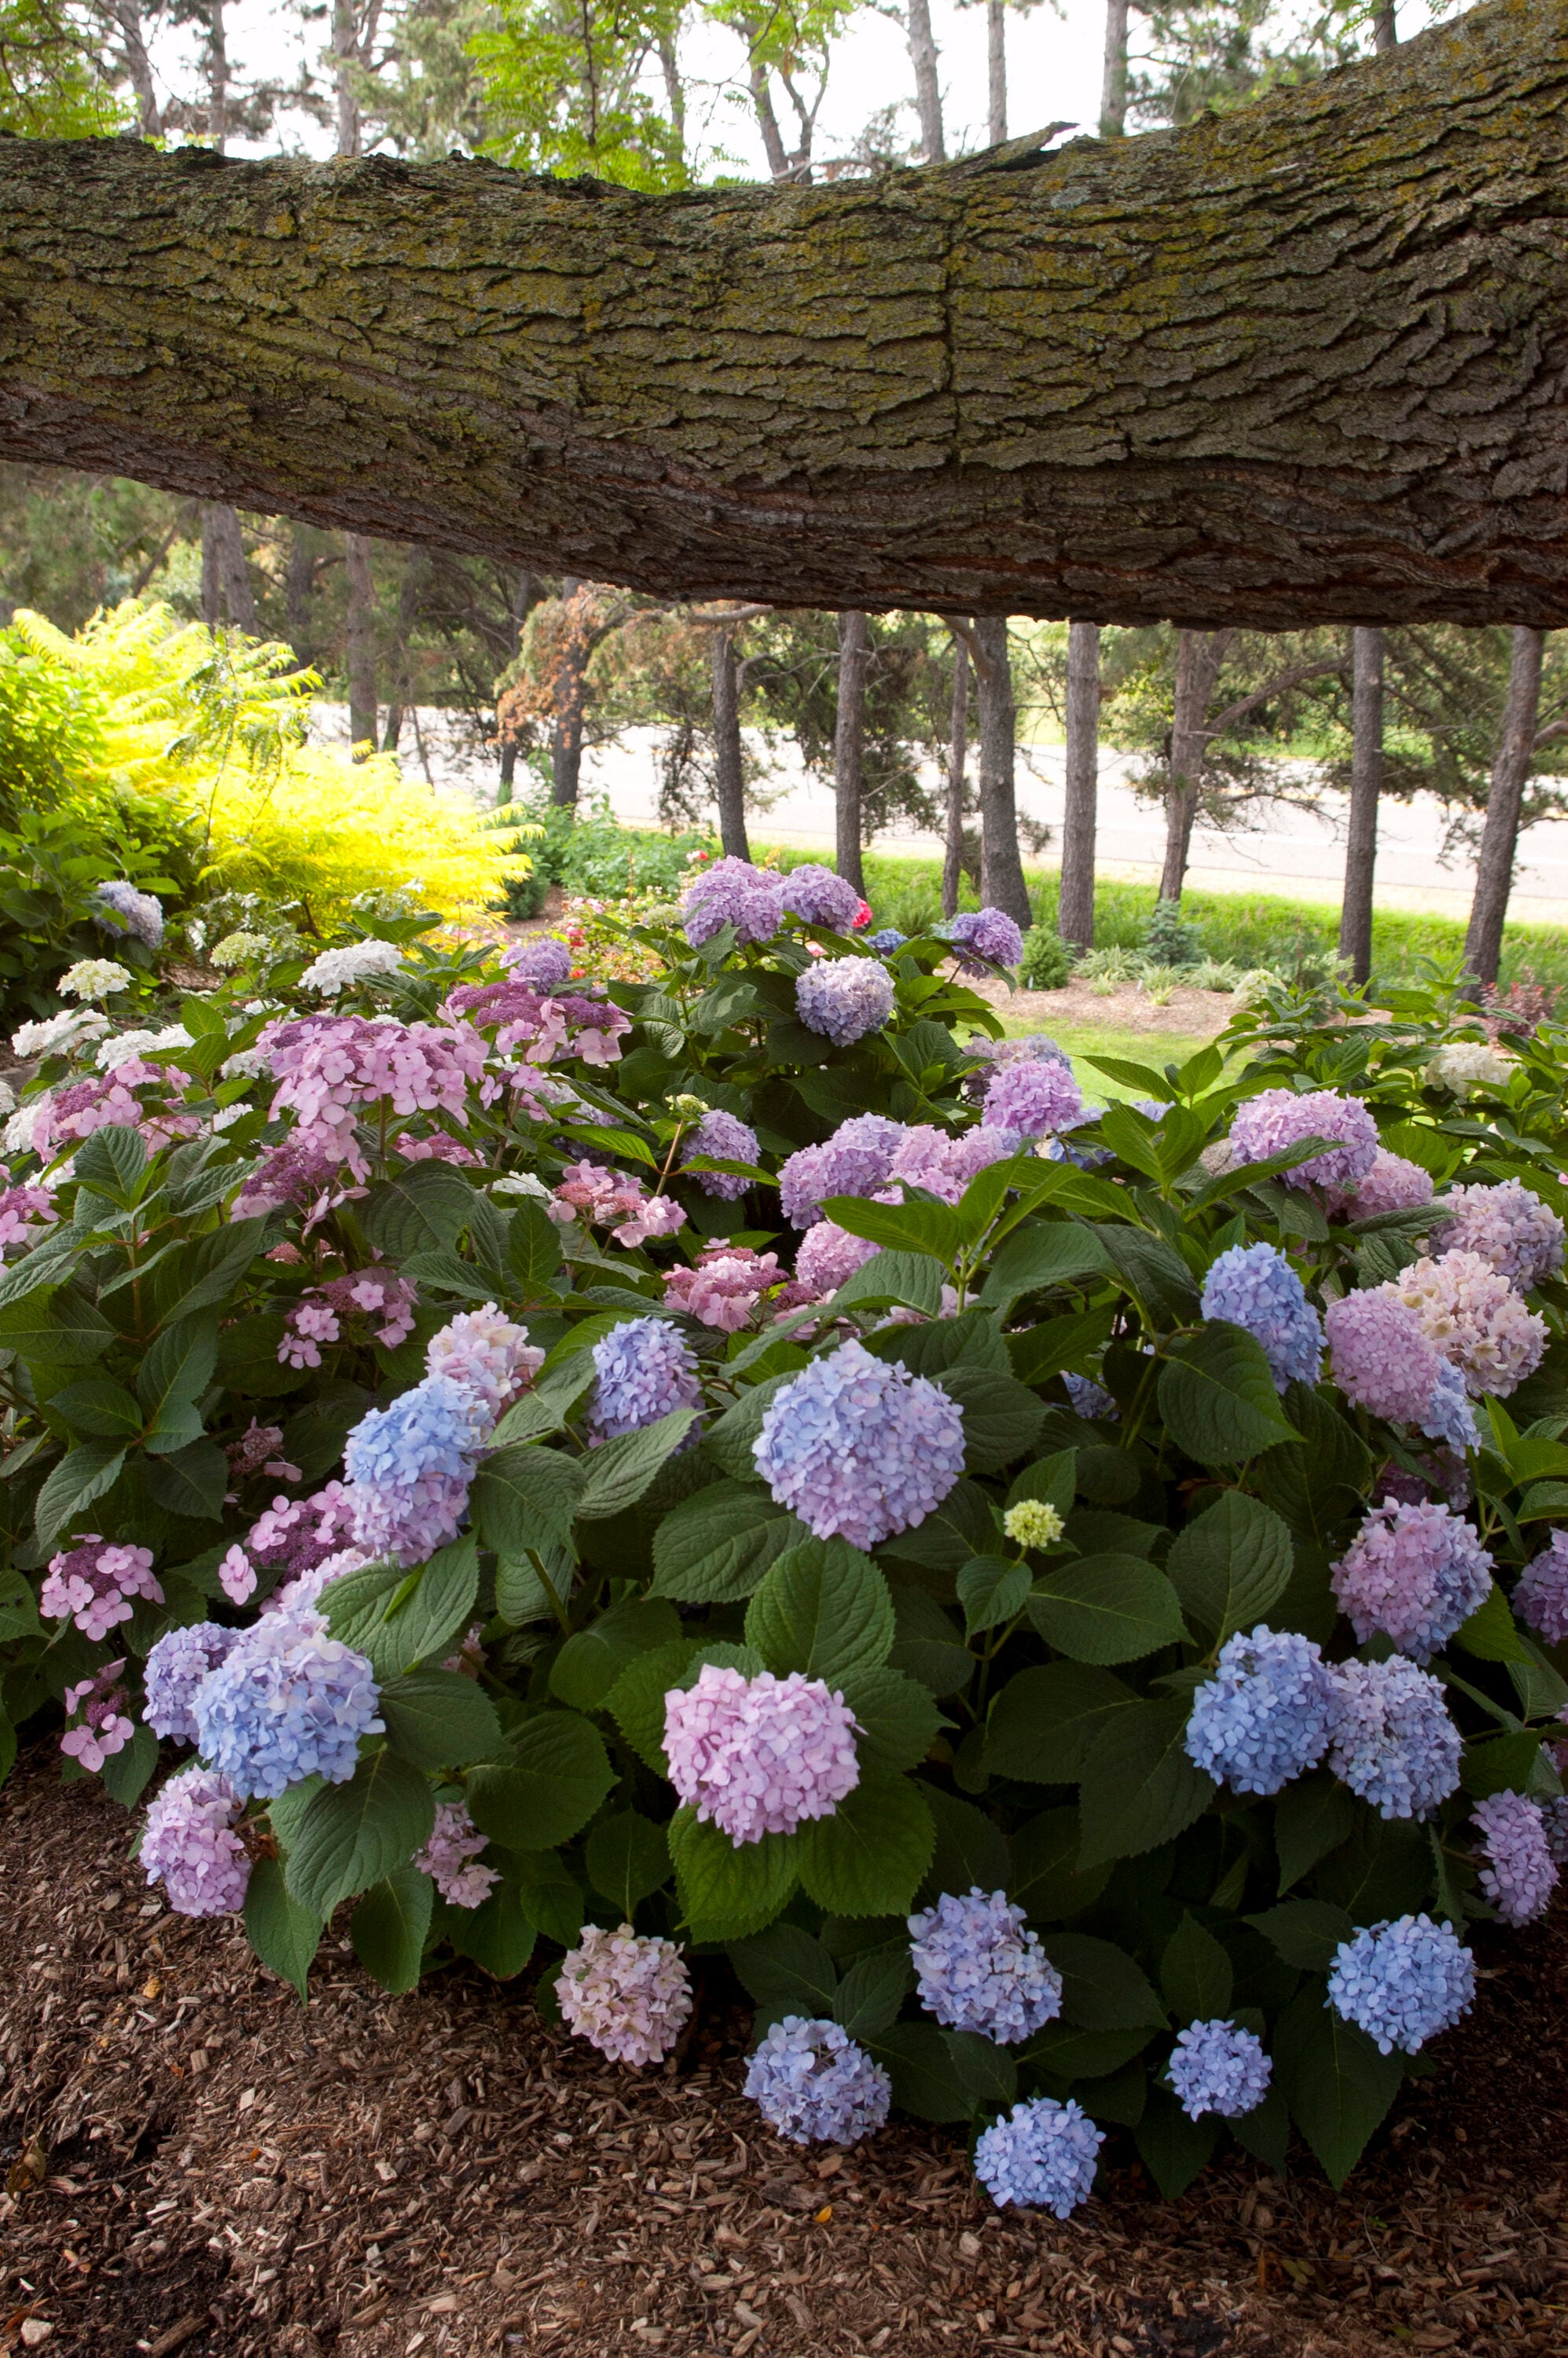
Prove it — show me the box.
[2,867,1567,2213]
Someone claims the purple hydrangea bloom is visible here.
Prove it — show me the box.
[1184,1626,1338,1796]
[944,907,1024,972]
[1471,1791,1559,1926]
[907,1888,1064,2043]
[753,1338,966,1549]
[663,1663,860,1844]
[982,1058,1085,1141]
[343,1372,488,1566]
[1063,1372,1119,1421]
[1327,1656,1462,1820]
[193,1616,383,1801]
[1226,1088,1379,1194]
[794,1218,881,1300]
[681,858,786,949]
[681,1107,760,1200]
[589,1316,701,1442]
[143,1622,241,1743]
[426,1304,544,1423]
[1325,1289,1445,1426]
[795,957,896,1046]
[94,878,164,949]
[1420,1360,1481,1456]
[973,2097,1103,2217]
[1201,1242,1324,1392]
[139,1765,249,1916]
[559,1924,694,2066]
[504,934,575,989]
[1327,1915,1476,2055]
[415,1799,499,1909]
[1430,1179,1566,1291]
[1330,1499,1493,1662]
[1167,2020,1272,2121]
[779,1114,905,1228]
[1515,1531,1568,1645]
[1324,1148,1435,1223]
[744,2017,890,2146]
[780,864,863,931]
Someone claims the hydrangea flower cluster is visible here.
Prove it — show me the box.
[299,938,405,994]
[140,1765,250,1916]
[40,1536,162,1640]
[1324,1291,1467,1442]
[795,957,896,1045]
[550,1159,687,1247]
[589,1317,702,1441]
[60,1659,134,1771]
[193,1617,383,1801]
[258,1014,489,1182]
[744,2018,890,2146]
[1515,1531,1568,1645]
[93,878,163,948]
[982,1058,1086,1141]
[882,1122,1015,1205]
[11,1006,108,1060]
[558,1925,695,2066]
[1471,1791,1559,1926]
[0,1170,57,1260]
[1327,1915,1475,2054]
[425,1303,544,1421]
[503,933,575,988]
[942,907,1025,972]
[1430,1179,1565,1290]
[866,927,907,954]
[779,863,863,930]
[663,1664,860,1844]
[230,1133,358,1224]
[973,2098,1103,2217]
[415,1801,500,1909]
[1377,1249,1546,1399]
[1324,1148,1435,1222]
[1427,1041,1515,1094]
[679,1107,759,1199]
[1063,1373,1119,1421]
[1200,1242,1324,1392]
[1167,2021,1272,2120]
[1327,1657,1462,1820]
[791,1218,880,1299]
[663,1247,791,1331]
[753,1339,966,1550]
[907,1889,1064,2043]
[779,1113,905,1227]
[30,1058,197,1162]
[277,1265,420,1368]
[342,1371,488,1563]
[1004,1499,1065,1548]
[1330,1499,1493,1662]
[446,978,630,1067]
[1185,1626,1338,1795]
[59,957,132,1001]
[222,1479,361,1613]
[144,1622,241,1742]
[96,1023,192,1073]
[1225,1088,1379,1193]
[681,857,786,948]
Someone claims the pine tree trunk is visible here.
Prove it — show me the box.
[200,501,255,630]
[380,545,426,754]
[112,1,162,138]
[332,0,361,160]
[835,610,869,896]
[550,578,587,810]
[1158,628,1233,905]
[1059,619,1100,950]
[974,616,1032,928]
[1100,0,1130,137]
[1464,626,1547,986]
[711,628,750,860]
[285,525,316,667]
[987,0,1007,146]
[1338,626,1383,986]
[1373,6,1397,53]
[942,635,969,918]
[906,0,947,165]
[344,530,376,754]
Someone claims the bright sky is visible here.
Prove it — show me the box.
[145,1,1445,178]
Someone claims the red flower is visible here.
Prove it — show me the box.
[854,900,872,928]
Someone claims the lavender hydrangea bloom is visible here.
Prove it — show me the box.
[589,1317,701,1442]
[1185,1626,1338,1796]
[1201,1242,1324,1392]
[1327,1915,1476,2055]
[559,1924,695,2066]
[1325,1148,1436,1222]
[193,1617,383,1801]
[1330,1499,1493,1662]
[867,929,908,954]
[753,1338,966,1550]
[907,1888,1064,2044]
[1430,1179,1566,1291]
[681,858,786,948]
[779,1114,905,1227]
[1226,1088,1379,1193]
[1063,1372,1119,1422]
[143,1622,241,1743]
[343,1372,488,1566]
[973,2098,1103,2217]
[794,1218,881,1299]
[425,1304,543,1423]
[1471,1791,1559,1926]
[1419,1360,1481,1456]
[1515,1531,1568,1644]
[744,2018,890,2146]
[94,878,164,949]
[663,1664,860,1844]
[1325,1290,1445,1426]
[943,906,1024,972]
[1167,2021,1272,2121]
[139,1765,249,1916]
[982,1058,1085,1141]
[505,934,574,989]
[415,1800,499,1909]
[680,1107,759,1200]
[795,957,896,1046]
[780,863,863,931]
[1327,1657,1462,1820]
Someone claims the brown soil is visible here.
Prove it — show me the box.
[971,982,1242,1037]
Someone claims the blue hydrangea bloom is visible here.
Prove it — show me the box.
[867,928,908,955]
[973,2098,1103,2217]
[343,1371,488,1563]
[589,1317,701,1440]
[907,1888,1064,2044]
[680,1107,759,1201]
[1185,1625,1338,1796]
[1327,1914,1476,2055]
[1167,2020,1272,2120]
[193,1617,383,1802]
[1327,1656,1462,1820]
[1419,1359,1481,1456]
[144,1622,241,1743]
[779,863,862,931]
[753,1337,966,1551]
[795,957,896,1046]
[744,2017,890,2145]
[1201,1242,1324,1393]
[1063,1372,1120,1422]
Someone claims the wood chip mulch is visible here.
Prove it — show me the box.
[2,1748,1566,2358]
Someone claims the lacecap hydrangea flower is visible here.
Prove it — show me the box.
[1167,2021,1272,2121]
[779,1113,905,1227]
[1327,1915,1476,2054]
[193,1617,383,1801]
[1515,1531,1568,1645]
[973,2097,1103,2217]
[415,1800,500,1909]
[61,1660,134,1772]
[1185,1626,1338,1796]
[143,1622,241,1743]
[753,1338,966,1550]
[779,863,863,931]
[40,1536,162,1640]
[744,2018,890,2146]
[343,1372,488,1564]
[1430,1178,1565,1291]
[1378,1249,1546,1400]
[589,1316,701,1442]
[558,1924,695,2066]
[1327,1656,1461,1820]
[982,1058,1086,1141]
[942,906,1024,972]
[663,1664,860,1844]
[680,1106,759,1199]
[1225,1088,1379,1194]
[1471,1791,1559,1926]
[1200,1242,1324,1392]
[907,1889,1064,2043]
[140,1765,250,1916]
[1330,1499,1493,1662]
[795,956,896,1046]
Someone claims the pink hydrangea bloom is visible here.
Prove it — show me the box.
[446,978,631,1066]
[1226,1089,1379,1194]
[397,1130,484,1166]
[663,1664,861,1846]
[224,1420,298,1488]
[794,1219,881,1301]
[559,1925,695,2067]
[425,1303,544,1421]
[219,1544,257,1605]
[1471,1791,1559,1926]
[257,1014,488,1182]
[415,1801,499,1908]
[1331,1498,1493,1662]
[41,1537,162,1641]
[1324,1150,1434,1222]
[61,1659,134,1772]
[663,1247,788,1331]
[31,1060,198,1161]
[1515,1532,1568,1645]
[0,1170,57,1259]
[1429,1180,1565,1291]
[231,1134,358,1225]
[551,1159,687,1248]
[141,1765,251,1917]
[882,1124,1015,1205]
[1378,1249,1547,1398]
[1325,1291,1444,1425]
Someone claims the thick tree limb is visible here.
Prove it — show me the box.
[2,1,1568,624]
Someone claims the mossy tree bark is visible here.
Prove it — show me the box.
[2,2,1568,623]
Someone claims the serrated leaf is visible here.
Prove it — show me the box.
[376,1667,504,1768]
[830,1248,944,1318]
[507,1198,564,1294]
[47,1376,143,1441]
[957,1553,1031,1638]
[359,1162,476,1258]
[1078,1699,1217,1868]
[980,1222,1109,1319]
[820,1192,962,1263]
[35,1441,126,1544]
[471,1442,583,1561]
[1158,1324,1300,1464]
[586,1812,670,1915]
[373,1537,479,1677]
[283,1750,435,1919]
[1011,1807,1112,1922]
[744,1539,894,1684]
[1452,1583,1529,1663]
[1247,1898,1355,1971]
[551,1598,684,1713]
[1044,1932,1166,2031]
[0,1282,115,1368]
[1134,2086,1219,2198]
[466,1711,615,1849]
[576,1409,699,1521]
[920,1780,1011,1901]
[605,1638,699,1773]
[138,1314,218,1454]
[351,1864,435,1995]
[144,1436,227,1522]
[702,1368,797,1481]
[1028,1554,1188,1665]
[152,1218,269,1325]
[863,2021,974,2122]
[1274,1772,1357,1895]
[942,1364,1045,1475]
[648,1478,802,1603]
[1461,1729,1544,1798]
[837,1665,944,1771]
[449,1875,539,1979]
[1161,1913,1234,2022]
[1166,1493,1293,1646]
[985,1663,1137,1783]
[668,1808,799,1941]
[834,1944,914,2040]
[795,1772,935,1917]
[729,1923,839,2026]
[1274,1985,1403,2187]
[72,1122,148,1203]
[243,1855,323,2000]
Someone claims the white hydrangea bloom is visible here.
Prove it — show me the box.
[0,1076,13,1115]
[97,1027,195,1071]
[1427,1041,1515,1093]
[11,1008,109,1059]
[492,1171,551,1199]
[58,960,133,1001]
[299,939,406,994]
[4,1100,43,1154]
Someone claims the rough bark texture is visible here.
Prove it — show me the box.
[711,629,750,860]
[974,617,1031,927]
[1159,629,1235,903]
[906,0,946,165]
[1465,625,1546,983]
[1059,619,1101,949]
[6,4,1568,624]
[942,634,969,919]
[834,611,869,897]
[343,529,377,751]
[1100,0,1130,137]
[1338,626,1384,986]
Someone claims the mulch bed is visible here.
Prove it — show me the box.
[2,1748,1565,2358]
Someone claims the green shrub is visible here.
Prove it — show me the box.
[1016,927,1074,990]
